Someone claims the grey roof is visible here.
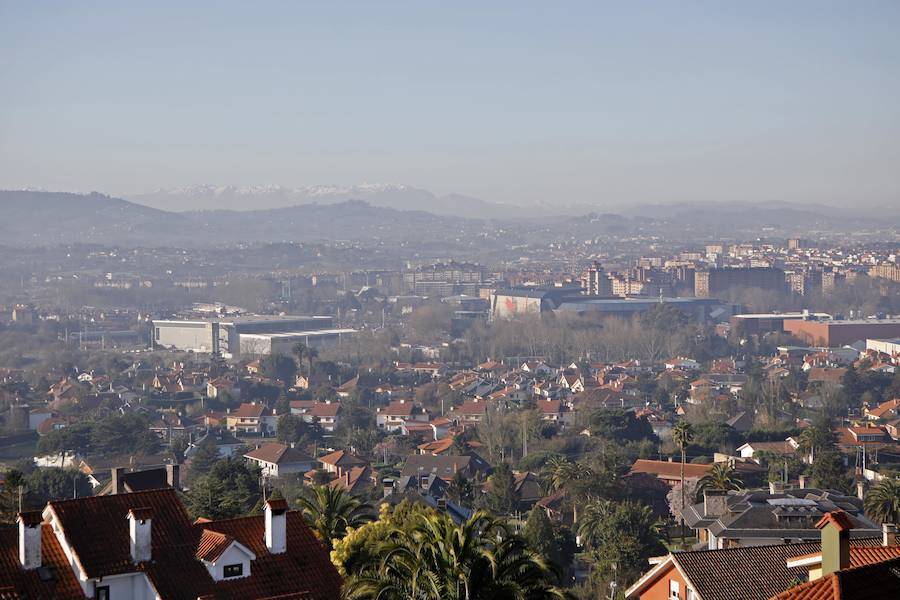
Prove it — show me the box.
[685,488,880,541]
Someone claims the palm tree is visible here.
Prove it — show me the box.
[695,462,743,501]
[864,478,900,525]
[342,510,567,600]
[541,456,594,523]
[672,420,693,545]
[295,485,372,550]
[292,342,318,382]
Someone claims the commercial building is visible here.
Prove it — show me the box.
[783,318,900,347]
[867,338,900,357]
[490,287,738,323]
[152,315,354,358]
[730,311,832,337]
[402,261,485,297]
[695,267,787,298]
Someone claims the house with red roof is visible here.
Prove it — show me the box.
[244,442,315,478]
[226,402,279,434]
[290,400,342,432]
[0,490,341,599]
[375,399,428,433]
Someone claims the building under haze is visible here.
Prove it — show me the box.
[695,267,787,298]
[152,315,354,358]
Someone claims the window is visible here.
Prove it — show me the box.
[96,586,110,600]
[669,579,680,599]
[155,327,160,340]
[223,563,243,578]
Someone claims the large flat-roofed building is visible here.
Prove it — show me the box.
[152,315,354,358]
[695,267,786,297]
[866,338,900,357]
[490,287,738,323]
[730,312,832,336]
[784,318,900,347]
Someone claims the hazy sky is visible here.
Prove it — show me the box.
[1,1,899,208]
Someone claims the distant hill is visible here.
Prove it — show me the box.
[0,191,477,246]
[129,183,513,219]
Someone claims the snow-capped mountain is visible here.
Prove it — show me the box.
[128,183,508,217]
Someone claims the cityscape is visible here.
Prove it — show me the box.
[2,2,900,600]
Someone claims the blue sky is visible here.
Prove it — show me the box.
[1,1,898,208]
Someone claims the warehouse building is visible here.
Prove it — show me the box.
[152,315,354,358]
[784,318,900,347]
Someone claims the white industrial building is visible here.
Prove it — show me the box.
[151,315,354,358]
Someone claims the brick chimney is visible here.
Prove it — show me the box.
[17,511,42,569]
[817,511,853,576]
[265,498,288,554]
[127,507,153,563]
[703,490,729,518]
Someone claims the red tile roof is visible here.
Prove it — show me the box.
[0,524,85,599]
[233,403,266,418]
[317,449,367,468]
[866,398,900,419]
[630,459,713,480]
[196,529,236,562]
[245,443,314,466]
[381,400,415,416]
[770,556,900,599]
[816,510,854,532]
[44,488,341,600]
[307,402,342,418]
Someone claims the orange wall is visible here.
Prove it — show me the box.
[637,563,690,600]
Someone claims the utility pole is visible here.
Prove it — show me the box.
[522,412,528,459]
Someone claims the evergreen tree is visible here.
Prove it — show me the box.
[479,462,517,515]
[189,438,222,479]
[186,458,261,519]
[810,450,850,492]
[523,506,556,562]
[446,470,474,507]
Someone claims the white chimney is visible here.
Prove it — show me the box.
[884,523,897,547]
[127,507,153,563]
[17,511,42,569]
[265,498,287,554]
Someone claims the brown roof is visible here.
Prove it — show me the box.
[866,398,900,419]
[307,402,342,418]
[807,367,847,384]
[317,449,367,468]
[630,459,712,480]
[536,399,562,414]
[232,403,265,418]
[0,523,86,599]
[245,443,313,466]
[381,400,415,416]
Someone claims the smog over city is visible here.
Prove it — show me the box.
[0,3,899,600]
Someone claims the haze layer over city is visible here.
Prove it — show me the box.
[0,3,899,600]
